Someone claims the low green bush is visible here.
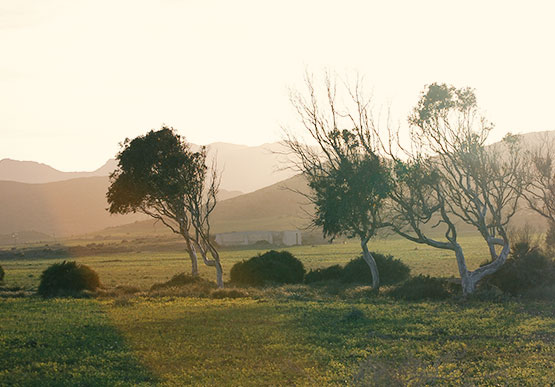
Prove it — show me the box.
[342,253,410,285]
[0,265,4,283]
[150,273,210,291]
[485,242,555,296]
[388,275,452,300]
[305,265,343,283]
[230,250,305,286]
[38,261,100,297]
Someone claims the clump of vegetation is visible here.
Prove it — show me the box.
[485,242,555,296]
[230,250,305,286]
[0,265,4,283]
[210,289,249,299]
[342,254,410,285]
[388,275,453,301]
[149,273,216,297]
[305,265,343,283]
[38,261,100,297]
[150,273,207,291]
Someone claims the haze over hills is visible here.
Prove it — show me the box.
[0,158,116,184]
[0,176,245,240]
[0,132,552,242]
[0,142,295,193]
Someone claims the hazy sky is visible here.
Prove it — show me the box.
[1,0,554,171]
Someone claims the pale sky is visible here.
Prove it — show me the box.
[1,0,554,171]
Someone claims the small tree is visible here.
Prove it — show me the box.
[385,83,527,295]
[107,127,224,287]
[284,74,391,290]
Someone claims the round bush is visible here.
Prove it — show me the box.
[38,261,100,296]
[0,265,4,283]
[342,253,410,285]
[305,265,344,283]
[388,275,452,300]
[230,250,305,286]
[485,242,555,296]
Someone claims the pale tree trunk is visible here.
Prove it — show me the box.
[361,238,380,291]
[183,234,199,277]
[454,240,510,296]
[197,241,224,289]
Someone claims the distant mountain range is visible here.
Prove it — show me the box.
[0,142,296,193]
[0,158,116,184]
[0,133,552,242]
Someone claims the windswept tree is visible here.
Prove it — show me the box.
[107,127,224,287]
[385,83,528,295]
[284,74,391,290]
[523,136,555,249]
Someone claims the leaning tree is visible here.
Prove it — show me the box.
[106,127,224,287]
[283,74,391,290]
[384,83,528,295]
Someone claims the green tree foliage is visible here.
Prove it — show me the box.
[284,74,392,290]
[386,83,527,295]
[107,127,224,287]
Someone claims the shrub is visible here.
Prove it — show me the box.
[342,253,410,286]
[150,273,212,291]
[38,261,100,297]
[0,265,4,283]
[305,265,343,283]
[230,250,305,286]
[388,275,452,301]
[485,242,555,296]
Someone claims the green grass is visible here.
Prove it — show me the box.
[1,235,491,290]
[0,297,155,386]
[1,236,554,385]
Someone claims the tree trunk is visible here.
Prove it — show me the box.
[455,241,510,296]
[361,239,380,291]
[215,259,224,289]
[183,234,199,277]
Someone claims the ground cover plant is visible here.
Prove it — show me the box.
[1,236,553,384]
[0,298,154,385]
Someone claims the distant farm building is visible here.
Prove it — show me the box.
[215,230,302,247]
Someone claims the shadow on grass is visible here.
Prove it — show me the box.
[0,297,156,386]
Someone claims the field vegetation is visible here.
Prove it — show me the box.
[1,235,553,385]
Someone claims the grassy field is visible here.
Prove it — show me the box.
[1,236,554,385]
[1,235,491,290]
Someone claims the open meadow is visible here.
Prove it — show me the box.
[1,236,554,385]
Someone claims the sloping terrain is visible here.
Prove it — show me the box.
[0,142,295,193]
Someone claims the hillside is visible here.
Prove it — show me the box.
[0,177,148,236]
[0,142,295,193]
[0,131,552,240]
[0,176,244,238]
[95,174,313,237]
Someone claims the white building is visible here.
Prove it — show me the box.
[215,230,302,247]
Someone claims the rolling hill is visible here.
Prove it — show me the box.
[0,131,552,241]
[0,177,243,239]
[0,142,295,193]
